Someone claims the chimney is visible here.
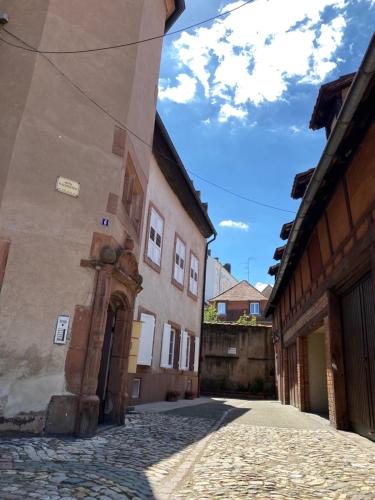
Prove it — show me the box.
[223,263,231,274]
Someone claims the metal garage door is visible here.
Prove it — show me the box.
[341,273,375,440]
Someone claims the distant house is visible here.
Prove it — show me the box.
[205,254,238,302]
[209,280,269,323]
[259,284,273,299]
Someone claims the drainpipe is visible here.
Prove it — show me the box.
[197,233,217,397]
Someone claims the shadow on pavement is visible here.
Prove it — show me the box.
[0,398,250,499]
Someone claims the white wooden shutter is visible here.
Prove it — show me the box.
[160,323,172,367]
[179,330,188,370]
[194,337,200,372]
[137,313,155,366]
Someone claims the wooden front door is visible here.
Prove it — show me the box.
[288,343,299,408]
[97,306,116,424]
[341,273,375,440]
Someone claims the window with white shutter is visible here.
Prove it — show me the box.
[137,313,155,366]
[179,330,189,370]
[146,206,164,268]
[160,323,174,368]
[189,253,199,297]
[194,337,200,372]
[173,236,186,286]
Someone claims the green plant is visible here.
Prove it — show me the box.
[249,377,264,394]
[204,303,219,323]
[236,312,257,326]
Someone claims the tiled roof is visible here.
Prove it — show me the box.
[291,168,315,199]
[280,221,294,240]
[209,280,268,302]
[261,285,273,299]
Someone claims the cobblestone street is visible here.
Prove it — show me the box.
[0,399,375,499]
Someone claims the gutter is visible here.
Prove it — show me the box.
[154,113,216,238]
[197,232,217,396]
[265,33,375,317]
[165,0,186,32]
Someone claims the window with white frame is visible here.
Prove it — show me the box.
[168,328,176,367]
[217,302,226,315]
[160,323,175,368]
[250,302,260,315]
[147,206,164,267]
[137,313,155,366]
[179,330,189,370]
[173,236,186,285]
[189,253,199,296]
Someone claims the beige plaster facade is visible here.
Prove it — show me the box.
[0,0,183,434]
[129,152,209,403]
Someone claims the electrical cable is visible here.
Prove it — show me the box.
[0,29,297,216]
[1,0,256,55]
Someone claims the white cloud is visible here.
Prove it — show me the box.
[159,74,197,104]
[255,282,271,292]
[219,220,249,231]
[160,0,361,119]
[290,125,302,133]
[202,117,211,125]
[218,103,248,122]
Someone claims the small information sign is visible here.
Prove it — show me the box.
[56,176,80,198]
[228,347,237,355]
[54,315,70,344]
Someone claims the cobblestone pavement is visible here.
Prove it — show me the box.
[175,401,375,500]
[0,411,214,499]
[1,400,375,499]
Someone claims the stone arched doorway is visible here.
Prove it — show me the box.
[45,239,142,437]
[97,292,132,425]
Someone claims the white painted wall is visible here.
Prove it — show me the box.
[205,255,238,302]
[135,155,206,372]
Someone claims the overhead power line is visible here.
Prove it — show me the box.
[0,28,296,216]
[1,0,256,55]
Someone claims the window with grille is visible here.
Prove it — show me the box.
[250,302,260,315]
[173,236,186,285]
[122,155,144,236]
[146,206,164,267]
[189,253,199,296]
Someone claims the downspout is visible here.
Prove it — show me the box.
[197,232,217,396]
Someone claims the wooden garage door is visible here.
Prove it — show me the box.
[288,343,299,408]
[341,273,375,440]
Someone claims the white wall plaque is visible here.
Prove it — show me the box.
[56,176,80,197]
[54,315,70,344]
[228,347,237,355]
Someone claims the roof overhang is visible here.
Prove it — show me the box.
[291,168,315,199]
[153,113,216,239]
[265,34,375,317]
[309,73,356,130]
[165,0,185,32]
[280,221,294,240]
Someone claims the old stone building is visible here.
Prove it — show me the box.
[127,115,215,404]
[0,0,185,436]
[266,35,375,441]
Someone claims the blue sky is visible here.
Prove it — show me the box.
[157,0,374,290]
